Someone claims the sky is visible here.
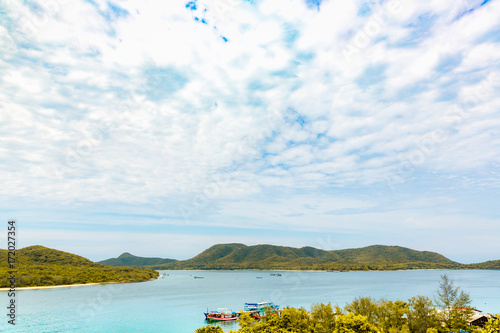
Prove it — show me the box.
[0,0,499,264]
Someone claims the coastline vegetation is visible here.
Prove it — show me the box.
[195,275,500,333]
[0,246,159,288]
[157,260,462,271]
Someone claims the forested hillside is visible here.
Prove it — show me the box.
[141,243,462,270]
[0,246,158,288]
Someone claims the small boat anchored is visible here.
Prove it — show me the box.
[204,308,238,322]
[243,302,280,319]
[203,302,280,321]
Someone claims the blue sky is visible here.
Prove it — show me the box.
[1,0,499,264]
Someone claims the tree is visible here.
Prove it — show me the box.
[484,315,500,333]
[407,296,439,333]
[270,307,314,332]
[310,302,336,333]
[435,274,473,331]
[333,313,380,333]
[344,297,379,325]
[376,299,408,332]
[195,325,224,333]
[237,312,256,329]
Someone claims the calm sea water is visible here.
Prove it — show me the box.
[2,270,499,332]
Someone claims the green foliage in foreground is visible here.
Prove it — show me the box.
[0,246,159,288]
[195,275,498,333]
[196,303,498,333]
[484,315,500,332]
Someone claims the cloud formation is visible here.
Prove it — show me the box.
[1,0,499,262]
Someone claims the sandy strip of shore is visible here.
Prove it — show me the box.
[0,277,159,292]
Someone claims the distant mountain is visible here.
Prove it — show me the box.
[97,243,499,271]
[0,246,158,288]
[466,259,500,270]
[145,243,462,271]
[332,245,454,264]
[98,252,177,267]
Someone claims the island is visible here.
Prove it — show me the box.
[0,245,159,289]
[99,243,500,271]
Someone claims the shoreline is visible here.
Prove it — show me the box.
[0,276,158,292]
[153,268,474,272]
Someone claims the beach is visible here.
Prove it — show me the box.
[0,277,159,292]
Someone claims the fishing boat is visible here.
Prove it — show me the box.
[243,302,280,319]
[204,308,238,322]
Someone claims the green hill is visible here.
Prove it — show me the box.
[0,246,159,288]
[145,243,462,271]
[98,252,176,267]
[332,245,453,264]
[466,259,500,269]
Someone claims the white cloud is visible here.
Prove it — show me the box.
[1,0,500,260]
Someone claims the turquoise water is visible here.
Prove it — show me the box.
[2,270,499,332]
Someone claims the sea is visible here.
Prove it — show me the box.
[2,270,499,332]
